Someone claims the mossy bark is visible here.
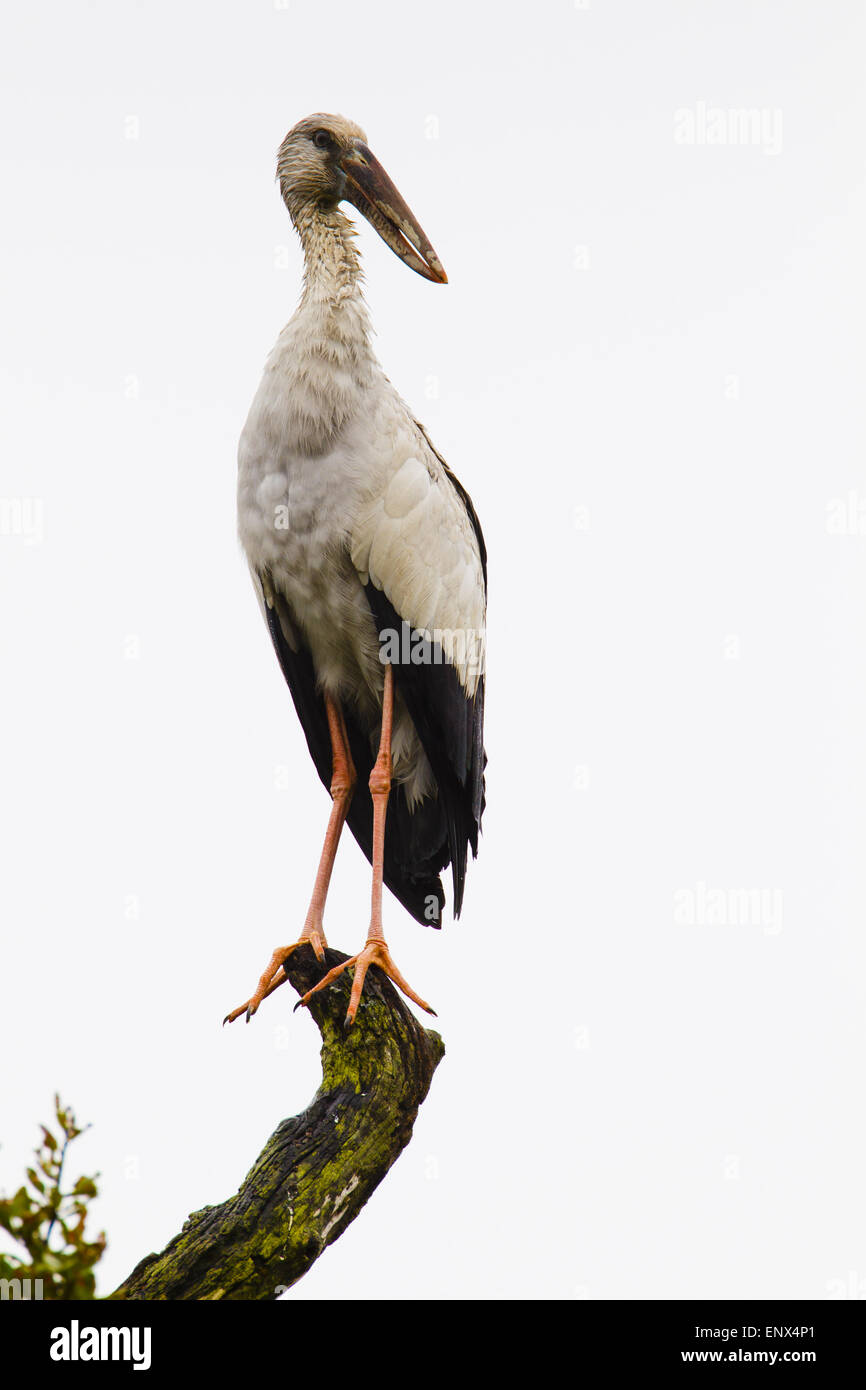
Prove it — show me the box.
[111,948,444,1301]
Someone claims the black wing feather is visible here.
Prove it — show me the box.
[363,586,485,917]
[263,595,447,927]
[363,437,487,918]
[258,445,486,928]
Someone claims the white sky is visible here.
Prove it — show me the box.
[1,0,864,1300]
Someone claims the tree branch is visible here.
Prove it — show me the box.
[111,948,444,1301]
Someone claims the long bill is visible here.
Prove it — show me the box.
[339,140,448,284]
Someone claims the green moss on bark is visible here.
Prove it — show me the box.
[112,948,444,1301]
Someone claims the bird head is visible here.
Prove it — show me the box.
[277,113,447,284]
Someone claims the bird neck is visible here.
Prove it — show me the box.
[266,202,376,454]
[291,202,372,345]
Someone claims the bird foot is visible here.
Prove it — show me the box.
[294,936,436,1027]
[223,929,327,1025]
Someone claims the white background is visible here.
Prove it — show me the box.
[2,0,864,1301]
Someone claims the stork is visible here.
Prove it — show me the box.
[225,114,486,1028]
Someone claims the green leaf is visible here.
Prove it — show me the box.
[26,1167,45,1195]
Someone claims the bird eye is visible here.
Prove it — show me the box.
[312,129,332,151]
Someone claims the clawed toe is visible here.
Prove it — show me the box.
[223,934,326,1026]
[295,938,435,1026]
[224,927,435,1032]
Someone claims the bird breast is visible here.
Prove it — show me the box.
[238,377,440,809]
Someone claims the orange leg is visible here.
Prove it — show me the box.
[224,695,356,1024]
[295,664,436,1027]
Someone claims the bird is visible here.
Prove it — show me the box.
[225,114,486,1028]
